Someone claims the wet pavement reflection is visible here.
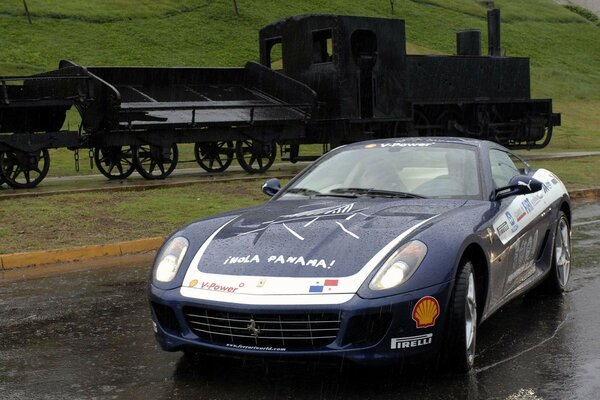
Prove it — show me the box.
[1,201,599,399]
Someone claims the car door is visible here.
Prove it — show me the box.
[489,149,549,298]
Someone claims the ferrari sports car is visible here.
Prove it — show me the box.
[148,137,571,372]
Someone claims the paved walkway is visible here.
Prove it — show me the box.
[555,0,600,16]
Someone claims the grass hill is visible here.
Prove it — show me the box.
[1,0,599,252]
[1,0,599,168]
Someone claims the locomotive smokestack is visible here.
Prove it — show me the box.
[487,9,501,56]
[456,30,481,56]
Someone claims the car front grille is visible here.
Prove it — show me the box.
[183,307,341,350]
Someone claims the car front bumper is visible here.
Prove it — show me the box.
[148,280,453,366]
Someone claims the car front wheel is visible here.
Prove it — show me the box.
[440,260,477,373]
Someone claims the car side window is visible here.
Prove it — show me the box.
[489,149,520,188]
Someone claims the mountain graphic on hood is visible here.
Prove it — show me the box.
[192,198,465,279]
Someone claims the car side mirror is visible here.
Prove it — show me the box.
[494,176,543,201]
[261,178,281,197]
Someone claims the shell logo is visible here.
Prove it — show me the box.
[412,296,440,328]
[189,279,198,288]
[364,143,378,149]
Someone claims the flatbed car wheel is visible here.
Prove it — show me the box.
[235,139,276,173]
[440,260,477,373]
[133,143,178,180]
[194,141,234,173]
[94,146,135,180]
[0,148,50,189]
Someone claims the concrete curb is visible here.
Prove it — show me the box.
[1,188,598,272]
[0,237,165,271]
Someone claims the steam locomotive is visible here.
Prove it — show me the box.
[0,10,559,188]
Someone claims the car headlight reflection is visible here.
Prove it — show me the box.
[369,240,427,290]
[154,237,189,283]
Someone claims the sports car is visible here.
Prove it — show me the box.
[148,137,571,372]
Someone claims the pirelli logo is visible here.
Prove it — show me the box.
[390,333,433,350]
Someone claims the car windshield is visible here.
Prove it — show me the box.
[280,142,482,199]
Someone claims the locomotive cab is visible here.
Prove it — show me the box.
[259,15,411,121]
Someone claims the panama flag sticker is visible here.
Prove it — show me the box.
[309,279,339,293]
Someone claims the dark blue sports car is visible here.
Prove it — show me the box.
[148,137,571,372]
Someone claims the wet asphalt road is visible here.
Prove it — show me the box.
[1,201,600,400]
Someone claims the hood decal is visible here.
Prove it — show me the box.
[180,215,437,305]
[236,202,368,242]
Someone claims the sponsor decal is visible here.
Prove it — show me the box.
[380,142,433,148]
[543,182,551,193]
[517,179,533,191]
[364,144,378,149]
[199,281,245,293]
[391,333,433,349]
[412,296,440,328]
[505,211,516,227]
[492,169,566,246]
[309,279,339,293]
[189,279,198,287]
[496,222,509,236]
[517,199,534,222]
[521,198,534,214]
[225,343,286,352]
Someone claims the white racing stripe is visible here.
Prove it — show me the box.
[492,169,567,245]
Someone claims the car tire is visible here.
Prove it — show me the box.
[439,260,477,373]
[541,211,571,294]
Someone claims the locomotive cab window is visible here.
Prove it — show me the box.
[265,37,283,70]
[312,29,333,64]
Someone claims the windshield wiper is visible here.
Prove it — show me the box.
[285,188,322,197]
[362,189,427,199]
[324,187,426,199]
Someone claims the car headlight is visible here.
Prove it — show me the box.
[154,236,189,283]
[369,240,427,290]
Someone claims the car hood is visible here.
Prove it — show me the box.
[180,198,466,299]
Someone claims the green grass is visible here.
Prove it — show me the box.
[0,179,267,254]
[528,156,600,190]
[1,0,599,174]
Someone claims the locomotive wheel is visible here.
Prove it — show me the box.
[94,146,135,180]
[0,148,50,189]
[235,139,277,174]
[133,143,179,180]
[194,141,234,173]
